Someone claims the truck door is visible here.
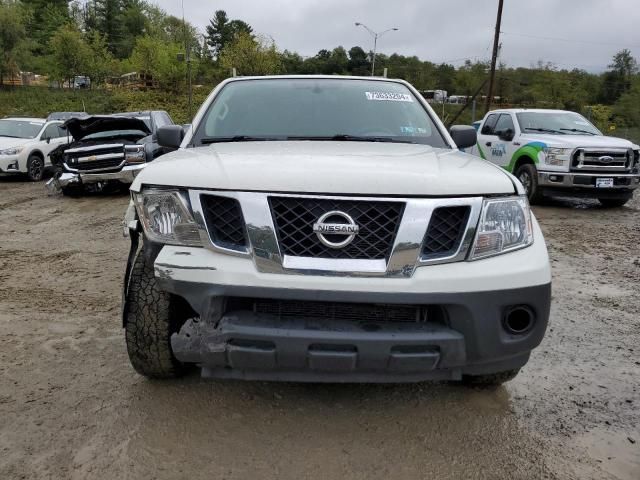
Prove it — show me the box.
[478,113,517,169]
[476,113,499,163]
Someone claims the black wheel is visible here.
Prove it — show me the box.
[514,163,542,204]
[598,198,630,208]
[125,246,188,379]
[462,368,520,387]
[26,154,45,181]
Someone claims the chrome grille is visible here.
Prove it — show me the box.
[201,194,247,251]
[270,197,404,260]
[422,206,470,259]
[572,148,632,171]
[65,145,125,172]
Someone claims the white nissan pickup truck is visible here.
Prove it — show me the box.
[469,108,640,206]
[122,76,551,385]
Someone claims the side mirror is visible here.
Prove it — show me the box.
[157,125,185,149]
[45,137,51,144]
[449,125,477,150]
[498,128,515,142]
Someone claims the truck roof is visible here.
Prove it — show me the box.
[486,108,575,115]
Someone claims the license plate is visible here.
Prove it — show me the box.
[596,178,614,188]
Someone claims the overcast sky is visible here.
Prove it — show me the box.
[156,0,640,72]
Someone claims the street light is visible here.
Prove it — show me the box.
[354,22,399,76]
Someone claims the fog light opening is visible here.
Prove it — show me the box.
[504,306,535,335]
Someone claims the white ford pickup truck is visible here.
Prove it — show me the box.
[469,108,640,206]
[122,76,551,385]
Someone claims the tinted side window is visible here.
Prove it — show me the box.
[494,114,514,134]
[57,126,68,137]
[481,114,499,135]
[42,124,62,139]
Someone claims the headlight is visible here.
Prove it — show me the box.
[0,146,24,156]
[133,189,202,246]
[543,147,571,166]
[125,145,146,164]
[470,196,533,260]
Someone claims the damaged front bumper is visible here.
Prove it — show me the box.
[46,164,145,193]
[143,240,551,383]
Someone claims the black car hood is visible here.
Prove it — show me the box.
[62,115,151,140]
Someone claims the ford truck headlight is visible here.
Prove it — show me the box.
[0,146,24,156]
[134,189,202,246]
[470,196,533,260]
[543,147,571,166]
[125,145,146,164]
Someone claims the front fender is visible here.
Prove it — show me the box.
[122,201,141,327]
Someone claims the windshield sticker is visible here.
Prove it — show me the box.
[365,91,413,102]
[574,121,590,126]
[400,126,427,134]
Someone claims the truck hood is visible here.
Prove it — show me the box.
[131,141,516,196]
[0,137,30,150]
[521,133,638,149]
[63,115,151,141]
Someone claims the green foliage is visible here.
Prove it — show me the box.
[48,24,92,86]
[0,2,638,136]
[220,32,282,76]
[129,35,186,90]
[0,0,28,82]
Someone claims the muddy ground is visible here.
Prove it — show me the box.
[0,178,638,480]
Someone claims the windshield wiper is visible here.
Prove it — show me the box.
[201,135,281,144]
[523,127,566,135]
[286,134,416,144]
[560,128,596,135]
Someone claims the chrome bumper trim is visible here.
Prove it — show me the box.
[538,171,640,190]
[45,164,146,193]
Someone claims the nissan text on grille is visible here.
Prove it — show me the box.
[122,76,552,385]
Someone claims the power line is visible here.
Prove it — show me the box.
[501,31,640,49]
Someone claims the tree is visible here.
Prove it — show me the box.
[0,1,28,85]
[130,35,186,90]
[21,0,70,56]
[49,24,91,87]
[600,49,638,104]
[89,0,127,57]
[205,10,253,57]
[85,30,115,86]
[348,46,370,75]
[219,32,281,76]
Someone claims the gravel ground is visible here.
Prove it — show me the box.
[0,179,638,480]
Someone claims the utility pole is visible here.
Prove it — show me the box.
[485,0,504,113]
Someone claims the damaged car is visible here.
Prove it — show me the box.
[122,76,551,386]
[46,111,174,196]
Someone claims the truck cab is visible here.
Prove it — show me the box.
[469,109,640,207]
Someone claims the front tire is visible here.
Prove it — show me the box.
[598,198,630,208]
[26,154,45,181]
[125,246,188,379]
[515,163,542,204]
[462,368,520,387]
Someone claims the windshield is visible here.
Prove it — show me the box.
[516,111,601,135]
[82,130,148,140]
[193,78,449,147]
[0,120,44,139]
